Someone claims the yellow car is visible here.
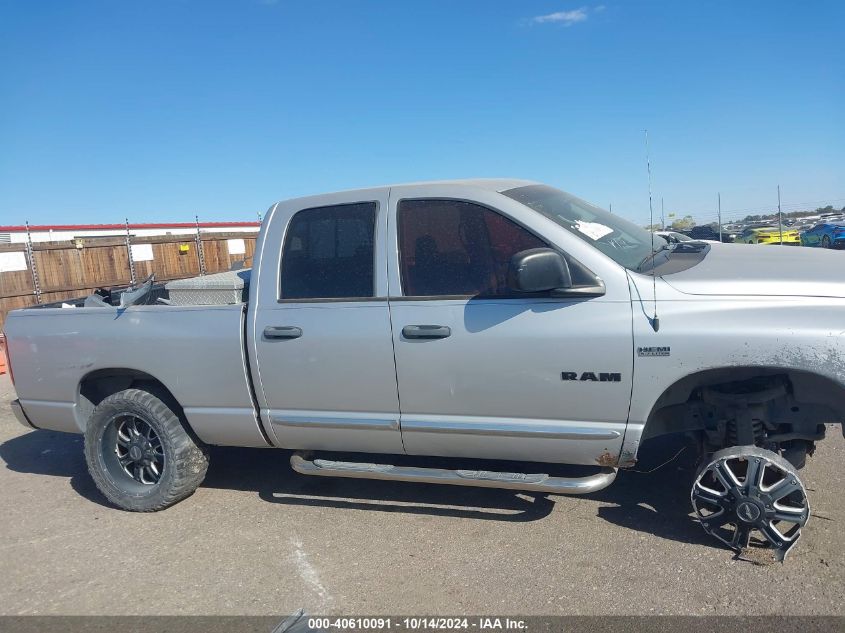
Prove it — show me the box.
[736,226,801,245]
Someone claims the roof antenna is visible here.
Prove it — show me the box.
[644,129,659,332]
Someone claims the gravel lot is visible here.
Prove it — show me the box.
[0,373,842,616]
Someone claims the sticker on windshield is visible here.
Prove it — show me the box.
[574,220,613,241]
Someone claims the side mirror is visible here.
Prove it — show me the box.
[508,248,572,293]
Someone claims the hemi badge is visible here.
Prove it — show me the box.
[638,346,670,357]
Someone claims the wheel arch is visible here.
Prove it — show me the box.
[76,368,185,432]
[642,366,845,441]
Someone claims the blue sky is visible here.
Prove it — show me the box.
[1,1,842,227]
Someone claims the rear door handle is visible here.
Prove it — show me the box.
[264,326,303,340]
[402,325,451,339]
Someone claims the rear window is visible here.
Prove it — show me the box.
[280,202,376,300]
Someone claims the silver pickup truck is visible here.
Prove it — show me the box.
[5,179,844,560]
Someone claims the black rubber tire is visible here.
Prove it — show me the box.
[822,235,832,249]
[84,388,209,511]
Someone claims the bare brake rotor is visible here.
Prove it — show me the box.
[691,445,809,561]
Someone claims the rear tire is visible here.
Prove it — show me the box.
[84,388,209,511]
[822,235,832,249]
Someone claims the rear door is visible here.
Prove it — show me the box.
[251,192,403,453]
[386,189,634,466]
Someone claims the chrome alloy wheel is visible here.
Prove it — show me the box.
[107,415,165,485]
[691,446,809,561]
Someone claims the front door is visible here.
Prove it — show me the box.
[388,195,633,466]
[252,197,403,454]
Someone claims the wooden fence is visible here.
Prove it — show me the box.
[0,231,258,329]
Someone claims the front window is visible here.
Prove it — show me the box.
[397,199,547,297]
[501,184,666,271]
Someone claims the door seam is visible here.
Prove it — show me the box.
[385,187,407,453]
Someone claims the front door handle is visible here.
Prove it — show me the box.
[264,326,303,340]
[402,325,451,339]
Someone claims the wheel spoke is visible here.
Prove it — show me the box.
[724,460,743,485]
[744,459,763,491]
[773,510,803,524]
[759,521,792,546]
[693,482,727,508]
[715,461,740,492]
[698,509,727,530]
[695,478,726,497]
[732,524,751,549]
[769,479,803,502]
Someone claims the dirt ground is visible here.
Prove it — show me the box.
[1,373,843,616]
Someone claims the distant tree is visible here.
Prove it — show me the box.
[671,215,696,230]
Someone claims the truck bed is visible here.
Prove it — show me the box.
[3,302,268,447]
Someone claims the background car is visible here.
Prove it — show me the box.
[736,225,801,245]
[800,222,845,248]
[688,225,734,242]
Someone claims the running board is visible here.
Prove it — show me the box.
[289,453,616,495]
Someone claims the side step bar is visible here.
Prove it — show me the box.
[290,453,616,495]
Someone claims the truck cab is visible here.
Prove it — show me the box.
[248,180,632,466]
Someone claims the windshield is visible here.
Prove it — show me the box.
[501,184,665,270]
